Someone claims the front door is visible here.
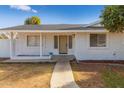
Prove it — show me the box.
[59,36,67,54]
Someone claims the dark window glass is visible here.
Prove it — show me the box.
[54,36,58,49]
[69,36,72,49]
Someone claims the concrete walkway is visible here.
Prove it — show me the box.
[50,57,79,88]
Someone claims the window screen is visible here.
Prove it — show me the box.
[27,35,40,47]
[90,34,106,47]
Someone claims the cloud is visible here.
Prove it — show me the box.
[32,9,38,13]
[10,5,38,13]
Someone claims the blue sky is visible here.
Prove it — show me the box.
[0,5,104,28]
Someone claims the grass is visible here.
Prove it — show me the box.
[71,62,124,88]
[102,66,124,88]
[0,63,55,88]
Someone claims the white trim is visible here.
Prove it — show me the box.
[10,32,13,58]
[40,33,42,57]
[0,32,11,39]
[0,33,5,39]
[55,35,74,55]
[13,32,18,39]
[88,32,109,49]
[0,30,108,33]
[1,32,18,39]
[11,56,51,60]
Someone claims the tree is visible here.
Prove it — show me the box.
[24,16,41,25]
[100,5,124,32]
[24,18,31,25]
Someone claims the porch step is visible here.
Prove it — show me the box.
[51,55,76,62]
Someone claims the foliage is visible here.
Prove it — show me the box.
[24,16,41,25]
[100,5,124,32]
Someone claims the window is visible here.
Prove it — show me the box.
[69,36,72,49]
[90,34,106,47]
[54,36,58,49]
[27,35,40,47]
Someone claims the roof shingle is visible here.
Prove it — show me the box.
[0,24,104,31]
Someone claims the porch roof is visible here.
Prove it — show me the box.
[0,24,105,32]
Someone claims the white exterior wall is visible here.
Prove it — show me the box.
[15,32,74,56]
[15,32,124,60]
[75,32,124,60]
[0,39,10,57]
[42,34,55,55]
[42,33,74,55]
[15,33,40,56]
[1,31,124,60]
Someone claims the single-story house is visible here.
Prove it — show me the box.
[0,21,124,60]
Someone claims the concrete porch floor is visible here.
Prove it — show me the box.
[1,59,56,63]
[0,55,76,63]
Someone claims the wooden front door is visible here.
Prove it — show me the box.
[59,36,67,54]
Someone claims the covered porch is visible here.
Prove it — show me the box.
[10,32,49,59]
[7,31,75,59]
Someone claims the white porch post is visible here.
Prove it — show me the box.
[40,33,42,57]
[10,32,14,59]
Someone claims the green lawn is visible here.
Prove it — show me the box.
[102,66,124,88]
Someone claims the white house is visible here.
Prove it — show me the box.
[0,21,124,61]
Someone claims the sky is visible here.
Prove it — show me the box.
[0,5,104,28]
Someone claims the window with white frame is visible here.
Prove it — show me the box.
[90,34,106,47]
[27,35,40,47]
